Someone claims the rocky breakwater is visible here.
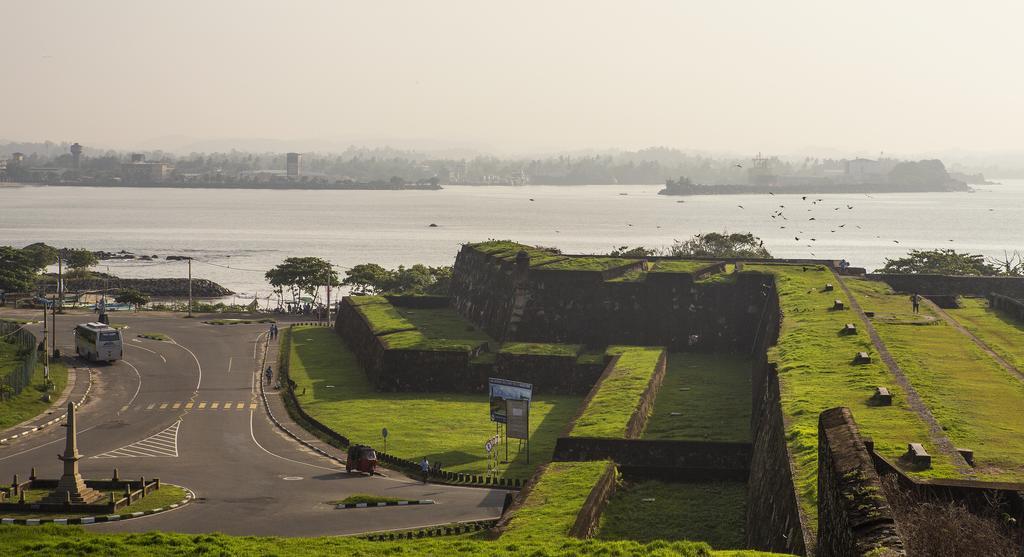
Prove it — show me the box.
[60,277,233,298]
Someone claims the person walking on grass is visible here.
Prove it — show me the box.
[420,457,430,484]
[910,293,921,314]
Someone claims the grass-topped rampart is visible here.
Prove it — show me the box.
[499,460,614,541]
[569,346,666,439]
[746,264,959,530]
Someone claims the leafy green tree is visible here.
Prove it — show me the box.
[608,246,658,258]
[341,263,452,295]
[64,248,98,274]
[668,232,771,259]
[21,243,59,269]
[0,246,42,292]
[877,249,1000,276]
[114,288,150,311]
[342,263,391,295]
[265,257,339,303]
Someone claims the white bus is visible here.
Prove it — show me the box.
[74,322,123,362]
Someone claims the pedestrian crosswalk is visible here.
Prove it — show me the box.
[134,401,258,411]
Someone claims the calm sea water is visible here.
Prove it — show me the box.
[2,182,1022,299]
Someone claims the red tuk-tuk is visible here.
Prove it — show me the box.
[346,444,378,475]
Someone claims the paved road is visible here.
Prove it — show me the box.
[0,310,505,535]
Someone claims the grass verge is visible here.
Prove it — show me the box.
[0,524,786,556]
[334,494,402,506]
[0,350,68,431]
[946,297,1024,372]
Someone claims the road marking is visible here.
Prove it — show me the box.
[185,402,193,409]
[198,402,206,409]
[237,402,246,410]
[227,357,233,374]
[126,341,168,362]
[92,421,180,459]
[146,403,155,410]
[120,406,130,413]
[249,403,257,409]
[223,402,232,409]
[172,402,181,409]
[120,360,144,415]
[247,410,338,473]
[211,402,219,409]
[159,403,168,410]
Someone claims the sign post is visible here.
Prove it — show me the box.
[381,427,388,454]
[488,377,532,471]
[506,398,530,464]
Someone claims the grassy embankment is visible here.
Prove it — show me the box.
[501,460,613,541]
[287,326,582,479]
[598,480,748,549]
[1,485,187,520]
[0,524,788,556]
[353,297,486,351]
[946,297,1024,371]
[569,346,664,439]
[0,340,68,431]
[745,264,958,530]
[845,278,1024,482]
[644,353,751,443]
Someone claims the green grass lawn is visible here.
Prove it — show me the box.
[287,327,582,479]
[569,346,664,439]
[0,524,788,556]
[598,480,748,549]
[650,260,713,273]
[744,265,957,531]
[353,300,417,336]
[644,353,751,443]
[536,256,640,272]
[947,297,1024,372]
[202,318,274,325]
[845,278,1024,482]
[471,240,569,267]
[393,306,495,344]
[1,485,186,519]
[379,330,482,351]
[501,460,612,541]
[499,342,582,357]
[0,345,68,431]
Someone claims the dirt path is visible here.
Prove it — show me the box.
[832,272,972,474]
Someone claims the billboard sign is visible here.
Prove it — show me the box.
[489,377,532,423]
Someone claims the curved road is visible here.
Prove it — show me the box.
[0,311,505,535]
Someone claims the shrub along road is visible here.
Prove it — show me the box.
[0,310,505,536]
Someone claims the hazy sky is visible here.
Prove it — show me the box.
[4,1,1023,155]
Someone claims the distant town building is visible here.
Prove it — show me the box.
[121,153,172,183]
[286,152,302,177]
[70,143,83,170]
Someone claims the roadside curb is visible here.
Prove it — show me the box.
[0,367,94,446]
[256,337,348,469]
[0,484,193,525]
[336,499,434,509]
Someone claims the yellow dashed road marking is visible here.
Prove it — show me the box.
[185,402,194,409]
[172,402,181,409]
[211,402,219,409]
[159,403,168,410]
[224,402,232,409]
[198,402,207,409]
[249,403,257,409]
[146,403,155,410]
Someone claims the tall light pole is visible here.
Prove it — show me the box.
[187,257,193,317]
[42,298,49,383]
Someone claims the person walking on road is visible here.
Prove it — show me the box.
[910,293,921,314]
[420,457,430,484]
[264,365,273,385]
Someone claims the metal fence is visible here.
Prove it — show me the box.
[1,321,38,400]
